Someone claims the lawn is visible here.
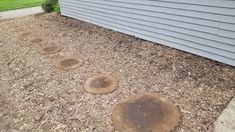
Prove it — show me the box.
[0,0,44,12]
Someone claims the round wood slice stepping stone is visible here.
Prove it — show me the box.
[55,58,83,71]
[31,38,43,43]
[84,74,118,94]
[113,94,181,132]
[9,24,17,28]
[21,32,32,37]
[39,45,63,55]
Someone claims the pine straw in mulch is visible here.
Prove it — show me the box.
[0,13,234,132]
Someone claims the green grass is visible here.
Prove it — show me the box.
[0,0,44,12]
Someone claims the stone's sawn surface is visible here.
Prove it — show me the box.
[84,74,118,94]
[39,45,63,55]
[113,94,181,132]
[55,58,83,71]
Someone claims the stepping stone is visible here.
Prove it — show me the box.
[113,94,181,132]
[214,97,235,132]
[21,32,32,37]
[55,58,83,71]
[31,38,43,43]
[39,45,63,55]
[20,32,32,40]
[84,74,118,94]
[4,22,17,28]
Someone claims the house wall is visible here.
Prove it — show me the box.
[60,0,235,66]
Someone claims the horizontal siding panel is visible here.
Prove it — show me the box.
[106,0,235,16]
[61,2,235,48]
[153,0,235,9]
[61,0,235,38]
[68,0,235,26]
[60,0,235,66]
[74,0,235,24]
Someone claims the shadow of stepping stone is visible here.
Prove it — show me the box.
[84,74,118,94]
[31,38,43,43]
[113,94,181,132]
[39,45,64,55]
[55,57,83,71]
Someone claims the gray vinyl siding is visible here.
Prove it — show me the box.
[60,0,235,66]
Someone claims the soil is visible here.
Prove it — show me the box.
[0,13,234,132]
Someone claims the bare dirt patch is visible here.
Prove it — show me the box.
[0,13,234,132]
